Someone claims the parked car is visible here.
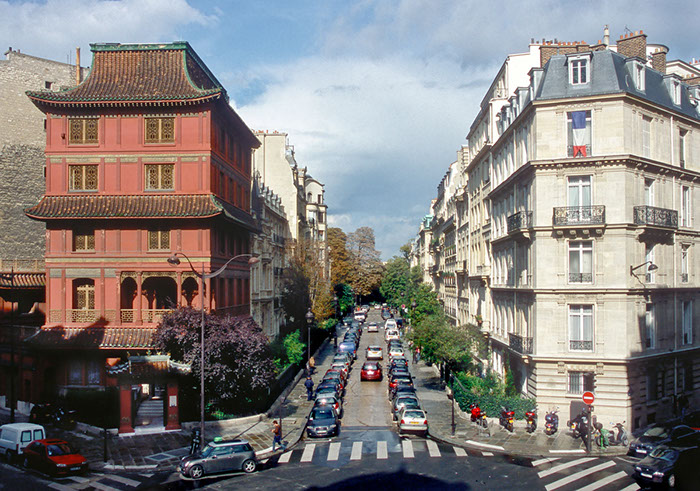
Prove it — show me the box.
[390,358,409,371]
[337,341,357,359]
[322,372,345,394]
[333,352,353,368]
[325,368,347,383]
[360,361,383,381]
[21,439,87,477]
[29,404,77,430]
[385,328,400,343]
[628,424,699,457]
[633,444,700,490]
[680,410,700,431]
[398,408,428,436]
[0,423,46,463]
[178,439,257,479]
[391,385,417,402]
[315,381,342,400]
[388,346,405,360]
[366,345,383,360]
[392,395,421,421]
[306,406,340,438]
[330,361,349,378]
[388,367,411,379]
[314,394,343,418]
[366,322,379,333]
[388,374,413,391]
[385,319,398,330]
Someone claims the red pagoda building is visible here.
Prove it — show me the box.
[24,42,260,432]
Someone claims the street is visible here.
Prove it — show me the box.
[0,309,644,490]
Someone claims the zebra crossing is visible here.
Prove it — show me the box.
[46,471,153,491]
[268,439,491,466]
[533,456,638,491]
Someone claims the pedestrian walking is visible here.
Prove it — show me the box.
[304,375,314,401]
[309,356,316,375]
[271,420,284,451]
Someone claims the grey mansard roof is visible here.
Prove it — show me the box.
[536,50,700,121]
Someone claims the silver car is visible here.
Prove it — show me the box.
[178,439,257,479]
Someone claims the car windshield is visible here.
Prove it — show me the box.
[368,346,381,351]
[47,443,74,456]
[404,410,425,419]
[363,363,379,369]
[311,408,335,420]
[315,396,337,404]
[650,447,678,461]
[200,444,216,457]
[643,426,670,438]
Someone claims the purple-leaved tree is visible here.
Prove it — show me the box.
[153,307,276,415]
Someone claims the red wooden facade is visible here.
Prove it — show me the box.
[24,42,259,431]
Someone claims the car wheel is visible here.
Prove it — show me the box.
[6,451,15,464]
[621,435,629,446]
[667,474,675,488]
[242,459,256,473]
[189,465,204,479]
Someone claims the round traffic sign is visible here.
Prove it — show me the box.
[582,391,595,405]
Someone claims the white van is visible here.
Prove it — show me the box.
[385,328,400,342]
[385,319,397,330]
[0,423,46,462]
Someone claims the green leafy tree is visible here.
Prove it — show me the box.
[347,227,384,300]
[283,331,305,366]
[335,283,354,315]
[379,256,410,308]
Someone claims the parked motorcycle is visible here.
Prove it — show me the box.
[567,408,589,440]
[525,409,537,433]
[544,408,559,436]
[29,403,77,430]
[606,421,629,446]
[499,406,515,432]
[469,403,488,428]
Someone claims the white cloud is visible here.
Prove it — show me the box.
[0,0,213,62]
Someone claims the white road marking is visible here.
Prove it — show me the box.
[350,441,362,460]
[66,475,90,483]
[327,442,341,461]
[91,483,121,491]
[544,461,616,491]
[482,451,494,456]
[577,471,629,491]
[538,457,596,478]
[377,440,388,459]
[426,440,440,457]
[300,444,315,463]
[402,440,414,458]
[549,449,586,454]
[453,446,467,457]
[278,450,293,463]
[618,483,641,491]
[532,457,560,467]
[105,474,140,487]
[48,484,74,491]
[465,440,504,451]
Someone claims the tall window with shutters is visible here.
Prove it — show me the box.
[147,230,170,251]
[73,230,95,251]
[69,165,98,191]
[145,164,174,191]
[682,300,693,345]
[69,118,98,144]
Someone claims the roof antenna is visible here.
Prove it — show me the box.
[624,25,633,35]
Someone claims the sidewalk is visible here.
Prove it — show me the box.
[412,359,628,458]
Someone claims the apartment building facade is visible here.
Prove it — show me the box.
[413,30,700,429]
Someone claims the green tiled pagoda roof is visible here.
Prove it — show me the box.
[26,42,225,106]
[25,327,155,349]
[25,194,258,231]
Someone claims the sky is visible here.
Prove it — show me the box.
[2,0,698,259]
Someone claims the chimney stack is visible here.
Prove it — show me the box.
[603,25,610,47]
[651,48,667,74]
[617,30,647,59]
[75,47,81,85]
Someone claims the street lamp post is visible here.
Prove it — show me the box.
[333,295,339,348]
[305,308,315,365]
[167,252,259,450]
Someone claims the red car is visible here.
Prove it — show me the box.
[325,368,347,383]
[22,439,88,477]
[360,361,383,381]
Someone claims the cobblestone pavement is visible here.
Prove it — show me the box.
[1,328,625,475]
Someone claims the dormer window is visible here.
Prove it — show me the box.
[634,62,645,91]
[569,57,589,85]
[671,79,681,105]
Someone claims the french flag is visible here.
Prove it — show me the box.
[571,111,588,157]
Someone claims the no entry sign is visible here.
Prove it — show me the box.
[582,391,595,405]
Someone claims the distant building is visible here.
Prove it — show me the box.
[23,42,259,432]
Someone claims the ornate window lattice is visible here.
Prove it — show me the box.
[148,229,170,250]
[145,164,174,190]
[145,117,175,143]
[73,230,95,251]
[75,282,95,309]
[69,165,98,191]
[69,118,98,144]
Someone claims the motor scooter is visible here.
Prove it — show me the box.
[567,408,589,440]
[525,409,537,433]
[468,403,488,428]
[544,408,559,436]
[607,421,629,446]
[499,406,515,432]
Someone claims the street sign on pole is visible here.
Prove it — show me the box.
[582,391,595,405]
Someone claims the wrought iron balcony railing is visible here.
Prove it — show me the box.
[509,333,533,354]
[681,273,688,283]
[633,205,678,229]
[569,273,593,283]
[570,340,593,351]
[553,205,605,226]
[507,211,533,233]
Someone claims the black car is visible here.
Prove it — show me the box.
[390,358,409,370]
[629,424,699,457]
[633,444,700,490]
[29,404,77,430]
[306,406,340,438]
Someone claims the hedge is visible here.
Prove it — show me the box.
[452,374,536,420]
